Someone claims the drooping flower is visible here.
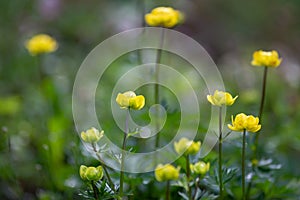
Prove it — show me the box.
[228,113,261,133]
[207,90,238,107]
[25,34,58,56]
[116,91,145,110]
[190,161,210,175]
[79,165,103,181]
[155,164,180,182]
[174,137,201,156]
[145,7,183,28]
[251,50,282,68]
[81,127,104,143]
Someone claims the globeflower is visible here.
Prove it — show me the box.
[251,50,282,68]
[25,34,58,56]
[174,137,201,156]
[228,113,261,133]
[207,90,238,107]
[145,7,183,28]
[116,91,145,110]
[79,165,103,181]
[155,164,180,182]
[190,161,210,175]
[81,127,104,143]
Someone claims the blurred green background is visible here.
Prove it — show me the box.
[0,0,300,199]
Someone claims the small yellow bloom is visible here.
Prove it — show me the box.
[116,91,145,110]
[251,159,258,166]
[79,165,103,181]
[190,161,210,175]
[25,34,58,56]
[145,7,183,28]
[81,127,104,143]
[251,50,282,68]
[155,164,180,182]
[174,138,201,156]
[207,90,238,107]
[228,113,261,133]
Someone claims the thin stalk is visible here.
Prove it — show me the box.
[91,144,115,192]
[242,129,246,200]
[136,0,146,65]
[120,109,129,197]
[166,180,170,200]
[36,55,45,83]
[91,181,99,200]
[247,67,268,199]
[186,155,192,200]
[218,107,223,199]
[154,28,165,149]
[138,0,146,27]
[253,67,268,158]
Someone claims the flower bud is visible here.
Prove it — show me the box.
[79,165,103,182]
[207,90,238,107]
[155,164,180,182]
[116,91,145,110]
[251,50,282,68]
[174,137,201,156]
[190,161,210,175]
[145,7,183,28]
[81,127,104,143]
[25,34,58,56]
[228,113,261,133]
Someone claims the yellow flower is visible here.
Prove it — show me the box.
[79,165,103,181]
[154,164,180,182]
[207,90,238,107]
[145,7,183,28]
[81,127,104,143]
[228,113,261,133]
[116,91,145,110]
[174,137,201,156]
[190,161,210,175]
[25,34,58,56]
[251,50,282,68]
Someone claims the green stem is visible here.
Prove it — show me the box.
[91,181,99,200]
[120,109,129,197]
[253,66,268,158]
[245,180,252,199]
[247,67,268,199]
[218,107,223,199]
[186,155,192,200]
[92,144,115,192]
[242,129,246,200]
[36,55,45,83]
[154,28,165,149]
[166,180,170,200]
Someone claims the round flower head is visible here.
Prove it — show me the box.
[174,137,201,156]
[154,164,180,182]
[25,34,58,56]
[145,7,183,28]
[207,90,238,107]
[251,50,282,68]
[228,113,261,133]
[80,127,104,143]
[79,165,103,181]
[190,161,210,175]
[116,91,145,110]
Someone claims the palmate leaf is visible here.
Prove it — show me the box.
[178,191,189,200]
[79,179,116,200]
[222,167,238,184]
